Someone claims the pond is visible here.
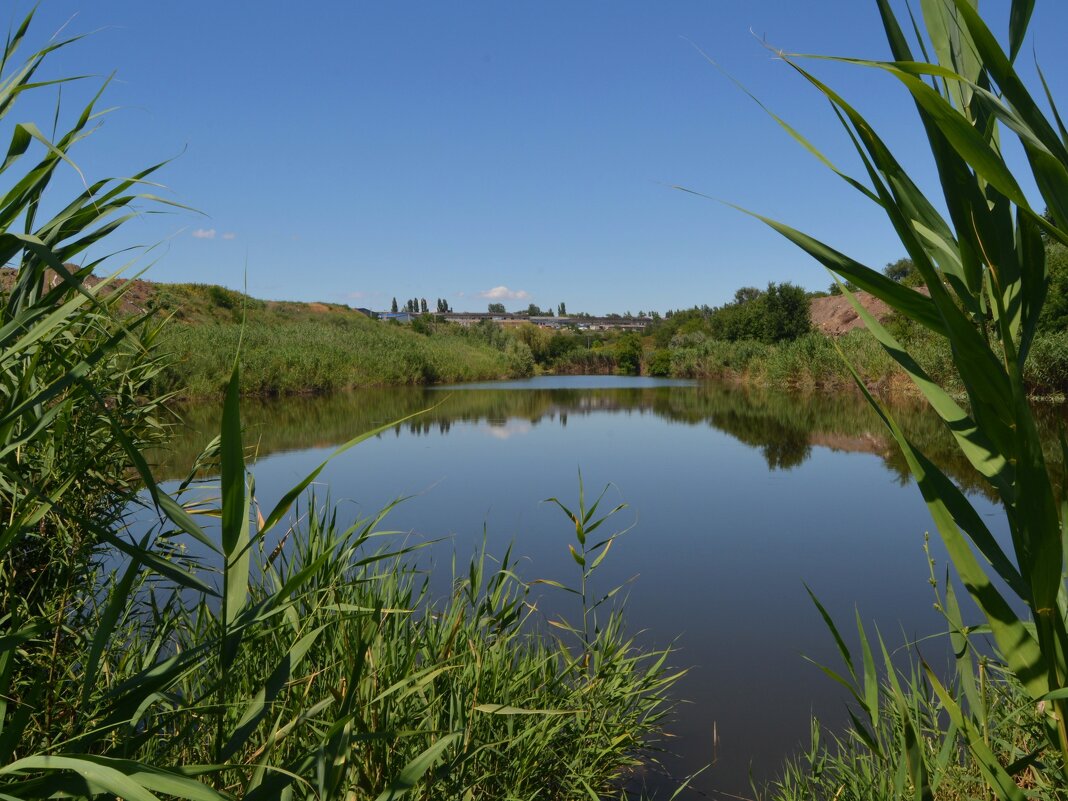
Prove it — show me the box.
[150,376,1043,797]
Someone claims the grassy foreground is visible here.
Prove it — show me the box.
[0,13,682,799]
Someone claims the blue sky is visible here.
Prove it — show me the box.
[14,1,1068,314]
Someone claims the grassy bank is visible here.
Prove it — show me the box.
[137,273,1068,401]
[657,318,1068,400]
[145,284,517,398]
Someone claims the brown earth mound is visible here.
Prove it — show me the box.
[809,290,893,336]
[0,266,155,315]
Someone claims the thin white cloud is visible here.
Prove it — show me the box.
[477,285,530,301]
[221,231,236,240]
[346,291,368,301]
[191,228,216,240]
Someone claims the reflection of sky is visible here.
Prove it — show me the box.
[484,420,533,440]
[177,391,1005,797]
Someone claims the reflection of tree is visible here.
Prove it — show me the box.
[152,382,1065,496]
[762,437,812,471]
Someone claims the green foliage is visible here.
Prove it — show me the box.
[770,569,1057,801]
[740,0,1068,796]
[513,322,552,362]
[150,282,266,323]
[1038,242,1068,333]
[761,282,812,342]
[667,329,917,392]
[553,348,618,375]
[648,307,713,348]
[0,12,172,613]
[1023,330,1068,396]
[882,257,911,283]
[645,348,672,377]
[614,332,643,375]
[6,385,682,798]
[505,338,535,377]
[0,13,681,798]
[650,282,811,350]
[828,279,857,295]
[882,257,923,287]
[487,302,506,314]
[152,309,517,397]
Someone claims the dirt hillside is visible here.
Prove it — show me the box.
[809,291,893,336]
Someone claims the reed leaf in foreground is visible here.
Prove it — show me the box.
[732,0,1068,797]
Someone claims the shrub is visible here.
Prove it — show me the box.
[645,348,672,376]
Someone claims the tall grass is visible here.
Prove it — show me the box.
[154,316,515,398]
[728,0,1068,796]
[666,327,1068,398]
[0,10,682,798]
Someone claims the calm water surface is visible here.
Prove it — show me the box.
[154,377,1038,797]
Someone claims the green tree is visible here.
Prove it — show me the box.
[827,279,858,295]
[558,302,567,316]
[391,297,399,313]
[614,332,642,375]
[706,282,809,343]
[761,282,811,342]
[734,286,763,305]
[488,302,506,314]
[882,257,923,287]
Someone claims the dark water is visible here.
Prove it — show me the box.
[149,377,1053,797]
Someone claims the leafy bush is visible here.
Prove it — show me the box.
[505,337,535,377]
[645,348,672,376]
[615,332,643,375]
[1024,330,1068,396]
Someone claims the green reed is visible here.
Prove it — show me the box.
[727,0,1068,797]
[0,9,680,797]
[153,315,515,399]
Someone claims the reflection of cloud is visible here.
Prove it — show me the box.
[478,285,530,301]
[485,420,533,440]
[192,228,216,239]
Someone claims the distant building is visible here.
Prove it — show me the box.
[379,311,414,323]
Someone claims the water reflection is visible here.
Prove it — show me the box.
[152,381,1063,494]
[146,378,1066,797]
